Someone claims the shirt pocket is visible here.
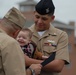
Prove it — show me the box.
[43,44,56,56]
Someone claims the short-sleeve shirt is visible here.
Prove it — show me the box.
[29,24,70,75]
[0,28,26,75]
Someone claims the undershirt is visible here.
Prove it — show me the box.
[38,31,46,36]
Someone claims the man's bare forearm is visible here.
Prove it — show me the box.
[24,55,65,72]
[24,55,42,67]
[42,59,65,72]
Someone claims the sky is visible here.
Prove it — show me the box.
[0,0,76,24]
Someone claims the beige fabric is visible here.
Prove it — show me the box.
[0,28,26,75]
[29,24,70,75]
[4,7,26,28]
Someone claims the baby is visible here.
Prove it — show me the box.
[16,28,48,59]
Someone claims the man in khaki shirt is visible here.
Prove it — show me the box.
[25,0,70,75]
[0,7,42,75]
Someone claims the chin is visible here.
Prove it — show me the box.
[38,28,45,31]
[20,44,25,46]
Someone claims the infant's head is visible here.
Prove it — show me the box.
[16,28,32,46]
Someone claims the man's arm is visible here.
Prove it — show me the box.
[24,55,42,66]
[24,54,65,73]
[42,59,65,72]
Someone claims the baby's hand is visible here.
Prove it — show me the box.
[42,55,48,60]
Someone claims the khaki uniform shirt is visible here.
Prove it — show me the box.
[0,28,26,75]
[29,24,70,75]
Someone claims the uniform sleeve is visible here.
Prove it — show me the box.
[55,32,70,64]
[1,40,26,75]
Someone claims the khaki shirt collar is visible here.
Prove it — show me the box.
[29,24,40,38]
[30,24,57,38]
[0,28,7,34]
[48,24,57,36]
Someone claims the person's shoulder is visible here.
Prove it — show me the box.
[0,33,18,49]
[0,33,15,42]
[29,24,35,32]
[49,25,67,36]
[54,27,67,35]
[54,28,68,39]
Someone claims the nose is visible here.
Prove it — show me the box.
[18,37,23,41]
[38,19,42,24]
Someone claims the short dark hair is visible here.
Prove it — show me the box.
[21,28,33,38]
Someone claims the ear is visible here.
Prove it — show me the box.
[34,11,36,14]
[51,15,55,20]
[13,30,20,38]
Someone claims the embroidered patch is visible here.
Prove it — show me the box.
[45,40,57,47]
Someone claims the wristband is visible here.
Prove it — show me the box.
[28,67,35,75]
